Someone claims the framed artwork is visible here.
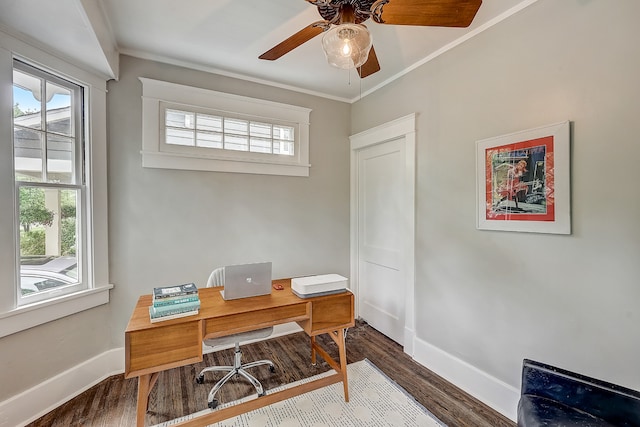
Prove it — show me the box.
[476,121,571,234]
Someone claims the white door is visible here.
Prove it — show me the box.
[357,137,406,344]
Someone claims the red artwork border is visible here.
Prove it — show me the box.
[485,136,555,222]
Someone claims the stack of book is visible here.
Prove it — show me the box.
[149,283,200,323]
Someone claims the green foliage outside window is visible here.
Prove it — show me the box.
[19,187,77,256]
[20,229,46,255]
[19,187,54,232]
[61,218,76,255]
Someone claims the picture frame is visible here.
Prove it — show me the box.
[476,121,571,234]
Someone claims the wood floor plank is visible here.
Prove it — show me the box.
[26,320,515,427]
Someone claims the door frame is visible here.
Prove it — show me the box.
[349,113,416,355]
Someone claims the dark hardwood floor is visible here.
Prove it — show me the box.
[27,321,515,426]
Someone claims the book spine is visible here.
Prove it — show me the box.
[153,283,199,299]
[150,301,201,317]
[154,289,198,299]
[148,306,198,322]
[152,295,200,307]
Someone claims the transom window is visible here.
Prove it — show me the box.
[164,107,295,156]
[140,78,311,177]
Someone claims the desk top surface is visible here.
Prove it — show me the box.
[126,278,351,333]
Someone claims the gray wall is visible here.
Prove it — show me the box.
[352,0,640,392]
[107,55,352,347]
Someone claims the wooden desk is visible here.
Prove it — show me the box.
[125,278,355,427]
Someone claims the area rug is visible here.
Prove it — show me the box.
[155,359,445,427]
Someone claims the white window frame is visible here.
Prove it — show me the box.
[13,59,87,305]
[140,77,312,177]
[0,30,112,338]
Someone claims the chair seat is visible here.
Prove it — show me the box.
[204,327,273,348]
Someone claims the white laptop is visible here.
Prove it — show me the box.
[220,262,272,300]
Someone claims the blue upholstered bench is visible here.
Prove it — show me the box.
[517,359,640,427]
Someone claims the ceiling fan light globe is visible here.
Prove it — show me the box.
[322,23,372,70]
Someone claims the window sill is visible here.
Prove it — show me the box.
[0,285,113,338]
[142,150,311,177]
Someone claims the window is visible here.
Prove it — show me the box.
[140,78,311,177]
[0,30,110,338]
[164,107,295,156]
[13,60,86,304]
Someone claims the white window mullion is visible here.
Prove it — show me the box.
[243,119,249,152]
[40,81,48,182]
[222,116,226,150]
[73,86,82,186]
[0,45,17,313]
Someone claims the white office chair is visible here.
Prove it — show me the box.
[195,267,275,409]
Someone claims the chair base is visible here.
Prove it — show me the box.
[196,343,275,409]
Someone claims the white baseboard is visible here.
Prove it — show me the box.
[0,323,303,427]
[412,336,519,422]
[0,347,125,427]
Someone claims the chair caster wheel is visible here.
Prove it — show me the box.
[208,399,218,409]
[269,365,276,373]
[196,375,204,384]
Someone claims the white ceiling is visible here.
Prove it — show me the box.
[0,0,535,102]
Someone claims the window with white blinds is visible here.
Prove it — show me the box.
[164,108,295,156]
[140,78,311,177]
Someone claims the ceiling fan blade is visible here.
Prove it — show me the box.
[259,21,328,60]
[373,0,482,27]
[358,46,381,78]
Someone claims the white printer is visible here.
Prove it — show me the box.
[291,274,348,298]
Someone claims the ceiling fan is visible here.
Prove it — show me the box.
[259,0,483,78]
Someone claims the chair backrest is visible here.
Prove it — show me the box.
[206,267,224,288]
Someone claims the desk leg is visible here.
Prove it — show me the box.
[310,335,317,365]
[336,328,349,402]
[136,372,159,427]
[316,328,349,402]
[136,375,150,426]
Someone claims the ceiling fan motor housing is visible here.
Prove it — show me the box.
[316,0,378,24]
